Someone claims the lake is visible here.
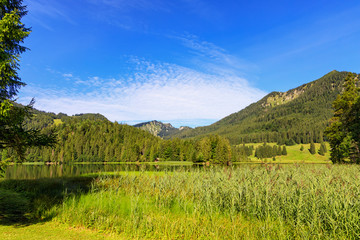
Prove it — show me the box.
[4,163,197,179]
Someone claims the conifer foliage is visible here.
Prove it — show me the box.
[0,0,56,163]
[2,115,240,164]
[309,142,316,155]
[326,73,360,163]
[254,143,286,159]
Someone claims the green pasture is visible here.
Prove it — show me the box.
[2,164,360,239]
[243,142,331,163]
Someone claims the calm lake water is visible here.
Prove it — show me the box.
[5,163,196,179]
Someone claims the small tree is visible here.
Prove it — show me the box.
[320,142,327,154]
[300,145,304,151]
[318,144,325,156]
[309,142,316,155]
[282,146,287,155]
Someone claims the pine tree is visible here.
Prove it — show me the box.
[309,142,316,155]
[322,142,327,153]
[0,0,56,161]
[282,146,287,155]
[326,73,360,163]
[318,144,325,156]
[300,145,304,151]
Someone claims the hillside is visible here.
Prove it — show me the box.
[168,71,358,144]
[22,105,108,130]
[133,120,191,138]
[3,106,236,163]
[133,120,178,137]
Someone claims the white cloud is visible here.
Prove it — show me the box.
[19,59,266,127]
[18,35,266,127]
[24,0,77,30]
[62,73,73,78]
[172,34,258,76]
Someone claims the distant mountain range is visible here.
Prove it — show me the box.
[133,120,191,138]
[22,70,357,146]
[165,70,358,144]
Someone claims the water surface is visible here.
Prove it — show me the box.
[5,163,195,179]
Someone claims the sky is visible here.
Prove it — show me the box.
[17,0,360,127]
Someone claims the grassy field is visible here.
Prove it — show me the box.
[0,221,120,240]
[2,164,359,239]
[58,165,360,239]
[243,143,331,163]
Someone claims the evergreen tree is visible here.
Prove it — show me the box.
[318,144,325,156]
[0,0,56,161]
[309,142,316,155]
[282,146,287,155]
[318,142,327,156]
[322,142,327,153]
[326,73,360,163]
[300,145,304,151]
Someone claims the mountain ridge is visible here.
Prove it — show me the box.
[166,70,357,144]
[133,120,191,138]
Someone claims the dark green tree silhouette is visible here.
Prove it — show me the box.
[309,142,316,155]
[0,0,56,164]
[326,73,360,163]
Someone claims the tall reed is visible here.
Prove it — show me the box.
[56,164,360,239]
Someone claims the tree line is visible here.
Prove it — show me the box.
[2,117,250,164]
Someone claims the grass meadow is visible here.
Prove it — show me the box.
[1,163,360,239]
[244,143,331,163]
[30,164,360,239]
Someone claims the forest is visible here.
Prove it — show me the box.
[2,112,252,164]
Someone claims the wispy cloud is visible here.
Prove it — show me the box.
[18,34,265,127]
[62,73,73,78]
[88,0,168,12]
[24,0,76,30]
[173,34,258,76]
[19,57,265,127]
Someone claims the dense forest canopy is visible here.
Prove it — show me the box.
[1,111,247,164]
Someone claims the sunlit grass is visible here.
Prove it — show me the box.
[53,164,360,239]
[243,143,331,163]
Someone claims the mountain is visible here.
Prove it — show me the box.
[8,110,232,164]
[133,120,191,138]
[168,71,358,144]
[22,105,108,130]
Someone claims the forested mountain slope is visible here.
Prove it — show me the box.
[168,71,357,144]
[134,120,180,138]
[20,105,108,131]
[2,108,238,163]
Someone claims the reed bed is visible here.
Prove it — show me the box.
[56,164,360,239]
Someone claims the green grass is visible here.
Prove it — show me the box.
[53,165,360,239]
[0,221,120,240]
[243,143,331,163]
[80,171,168,177]
[3,164,360,239]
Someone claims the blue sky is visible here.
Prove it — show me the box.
[17,0,360,127]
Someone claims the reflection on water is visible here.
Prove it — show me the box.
[5,163,195,179]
